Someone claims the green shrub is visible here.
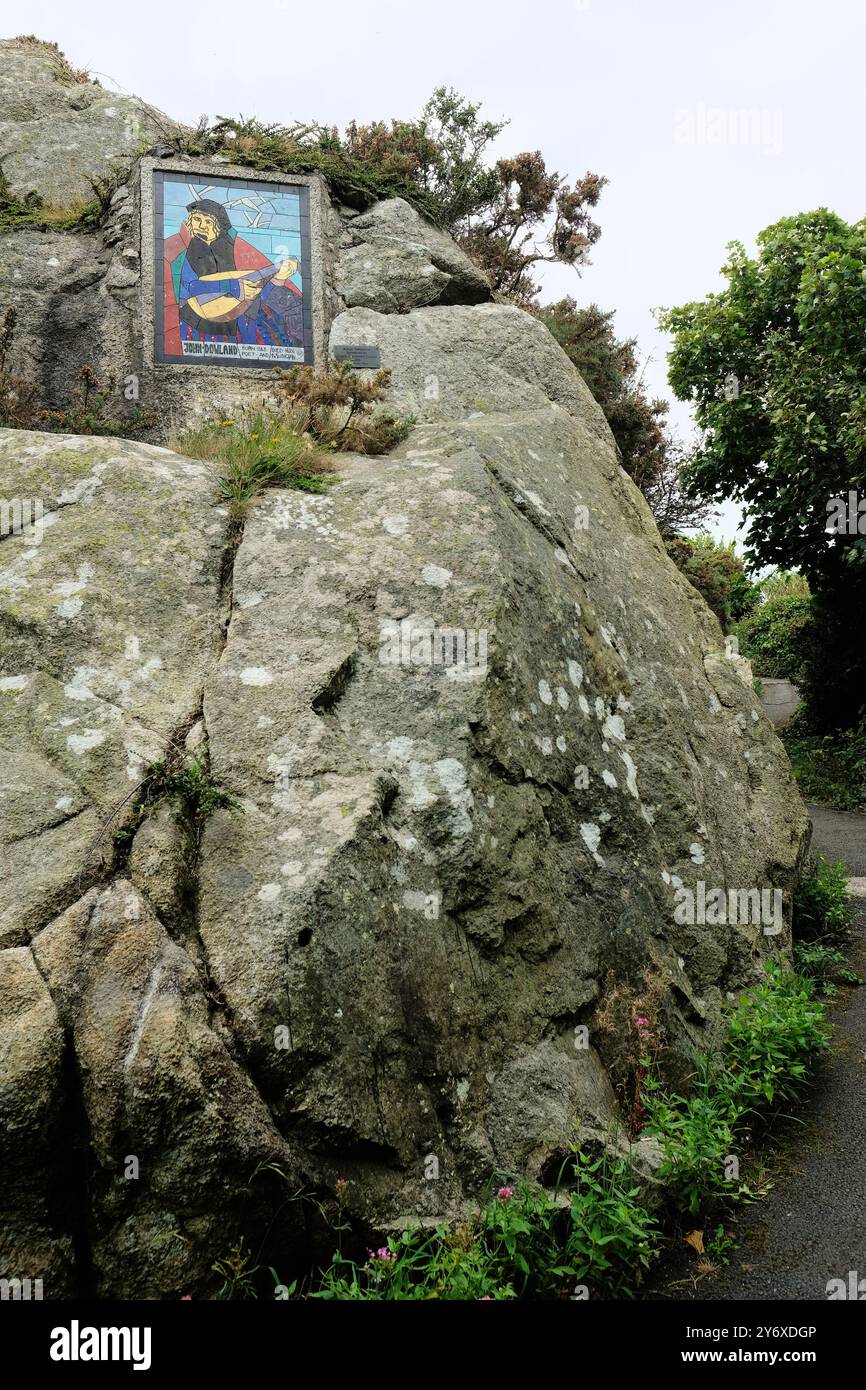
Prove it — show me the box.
[564,1149,660,1296]
[304,1162,658,1301]
[644,965,829,1218]
[665,534,759,629]
[734,594,814,681]
[643,1057,742,1216]
[111,752,239,860]
[724,963,829,1110]
[782,714,866,812]
[793,854,852,942]
[251,970,829,1298]
[147,754,239,829]
[311,1228,513,1301]
[793,940,862,994]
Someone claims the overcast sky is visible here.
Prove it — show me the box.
[4,0,864,545]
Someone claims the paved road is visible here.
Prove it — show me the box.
[657,804,866,1302]
[807,802,866,877]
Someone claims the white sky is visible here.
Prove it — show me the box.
[4,0,864,546]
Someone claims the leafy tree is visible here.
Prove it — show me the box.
[757,569,810,603]
[541,299,711,531]
[660,210,866,729]
[734,594,815,681]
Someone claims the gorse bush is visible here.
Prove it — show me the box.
[173,362,412,521]
[172,91,607,306]
[274,358,413,455]
[793,854,852,942]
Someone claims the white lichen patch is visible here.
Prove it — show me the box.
[567,660,583,687]
[67,730,106,755]
[420,563,452,589]
[579,822,605,866]
[601,769,618,788]
[402,889,441,919]
[239,667,273,686]
[618,749,640,798]
[0,674,28,693]
[602,713,626,742]
[435,757,474,836]
[382,514,409,536]
[56,597,84,619]
[385,736,415,763]
[516,482,551,517]
[64,666,99,702]
[257,883,282,903]
[407,761,437,811]
[556,686,570,709]
[538,679,553,705]
[689,842,706,864]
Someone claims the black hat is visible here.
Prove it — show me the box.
[186,198,232,236]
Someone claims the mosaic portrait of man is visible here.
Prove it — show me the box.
[156,175,311,364]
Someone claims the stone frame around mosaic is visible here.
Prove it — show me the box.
[139,157,328,380]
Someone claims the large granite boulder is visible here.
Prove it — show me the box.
[0,45,809,1297]
[0,297,808,1293]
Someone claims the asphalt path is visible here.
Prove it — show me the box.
[658,804,866,1301]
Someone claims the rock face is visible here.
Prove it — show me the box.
[0,37,174,207]
[335,198,492,311]
[0,47,809,1298]
[0,341,808,1295]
